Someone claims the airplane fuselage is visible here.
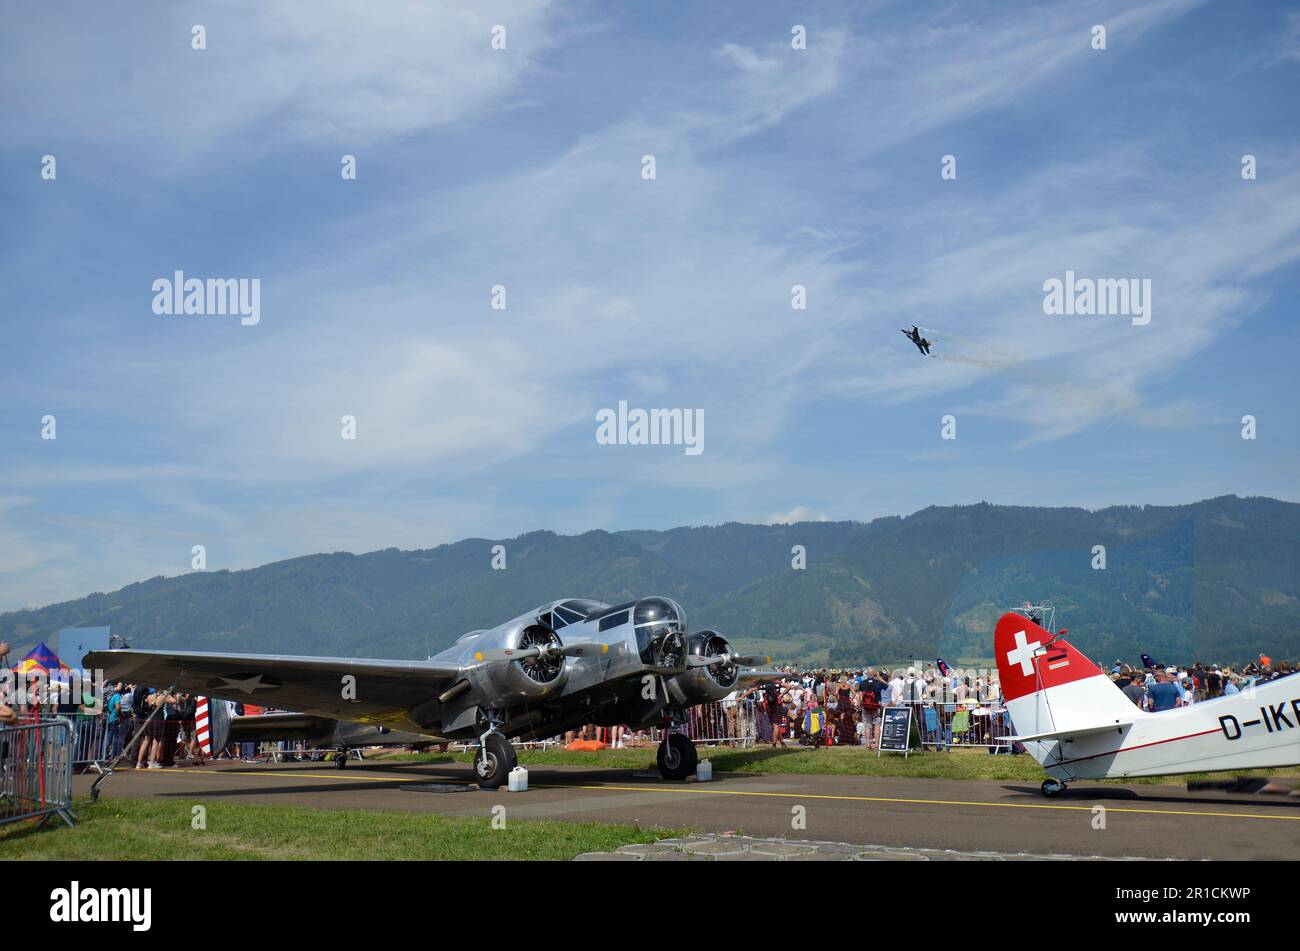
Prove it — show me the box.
[416,597,736,743]
[1031,676,1300,781]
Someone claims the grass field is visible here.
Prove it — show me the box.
[0,797,682,860]
[723,634,835,668]
[379,744,1300,785]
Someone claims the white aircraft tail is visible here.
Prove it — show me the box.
[994,613,1139,755]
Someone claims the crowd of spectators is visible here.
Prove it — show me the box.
[1108,657,1293,712]
[612,653,1300,752]
[727,665,1005,750]
[2,638,1295,763]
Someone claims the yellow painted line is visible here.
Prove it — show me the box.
[539,782,1300,823]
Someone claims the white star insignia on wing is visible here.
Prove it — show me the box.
[217,674,277,694]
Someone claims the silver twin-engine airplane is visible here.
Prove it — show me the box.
[89,597,777,788]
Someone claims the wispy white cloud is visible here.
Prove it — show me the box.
[0,1,561,158]
[831,0,1209,154]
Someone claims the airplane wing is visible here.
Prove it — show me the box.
[1007,722,1127,743]
[227,712,438,748]
[227,712,341,741]
[736,668,787,687]
[86,649,463,730]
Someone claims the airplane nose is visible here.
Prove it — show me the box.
[633,597,684,630]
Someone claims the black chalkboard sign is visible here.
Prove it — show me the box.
[877,705,913,758]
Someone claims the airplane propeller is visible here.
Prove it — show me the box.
[687,651,771,669]
[473,642,610,664]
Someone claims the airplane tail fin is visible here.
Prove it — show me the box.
[994,613,1137,760]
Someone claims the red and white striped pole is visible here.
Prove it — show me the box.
[195,697,212,756]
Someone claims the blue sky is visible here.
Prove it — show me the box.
[1,0,1298,611]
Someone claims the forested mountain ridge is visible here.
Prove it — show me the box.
[4,496,1296,666]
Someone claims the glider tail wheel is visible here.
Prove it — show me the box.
[656,732,698,781]
[1041,778,1067,797]
[475,732,518,790]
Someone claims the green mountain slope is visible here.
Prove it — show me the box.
[3,496,1296,666]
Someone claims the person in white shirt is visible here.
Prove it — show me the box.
[720,690,741,746]
[888,672,905,704]
[902,667,925,704]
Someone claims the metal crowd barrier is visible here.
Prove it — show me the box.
[71,715,112,772]
[149,697,1015,759]
[910,701,1015,750]
[0,718,77,828]
[262,742,363,764]
[450,698,1015,751]
[713,697,1016,750]
[676,699,759,745]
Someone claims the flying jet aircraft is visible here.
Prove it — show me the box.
[900,325,932,355]
[994,611,1300,796]
[88,597,776,788]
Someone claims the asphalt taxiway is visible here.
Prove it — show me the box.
[75,760,1300,860]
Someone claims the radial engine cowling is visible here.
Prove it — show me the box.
[469,623,570,703]
[666,630,739,707]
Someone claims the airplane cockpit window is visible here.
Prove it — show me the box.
[598,610,630,632]
[553,606,586,626]
[559,599,607,618]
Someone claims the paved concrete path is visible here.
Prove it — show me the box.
[573,833,1154,861]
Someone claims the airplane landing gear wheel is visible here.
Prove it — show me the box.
[333,751,349,769]
[657,733,698,781]
[1041,778,1066,797]
[475,732,516,790]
